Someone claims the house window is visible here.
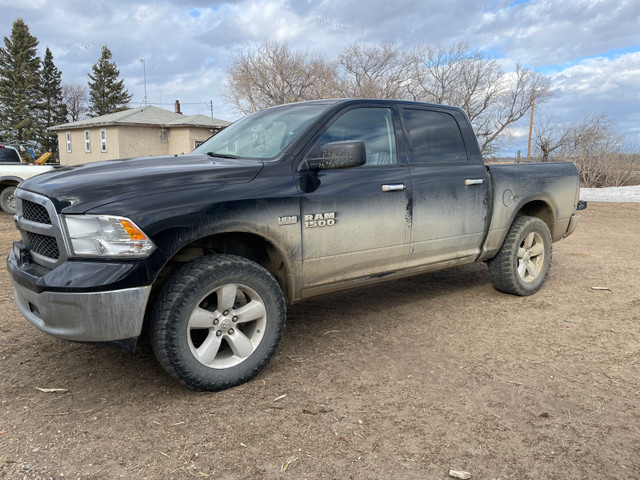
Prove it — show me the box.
[66,132,72,153]
[100,129,107,152]
[84,131,91,152]
[160,129,168,143]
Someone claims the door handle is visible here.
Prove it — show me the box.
[381,184,407,192]
[465,179,484,186]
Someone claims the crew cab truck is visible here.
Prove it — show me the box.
[7,99,583,391]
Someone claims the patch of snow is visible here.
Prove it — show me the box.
[579,185,640,203]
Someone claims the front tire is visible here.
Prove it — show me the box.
[0,186,17,214]
[151,255,286,391]
[488,215,552,296]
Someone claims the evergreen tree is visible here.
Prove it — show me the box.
[88,46,132,117]
[38,47,67,154]
[0,18,42,144]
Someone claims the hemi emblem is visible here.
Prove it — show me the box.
[278,215,298,226]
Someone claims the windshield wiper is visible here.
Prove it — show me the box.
[206,152,239,159]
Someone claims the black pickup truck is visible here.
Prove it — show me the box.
[7,99,583,391]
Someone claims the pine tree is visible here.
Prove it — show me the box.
[38,47,67,154]
[0,18,42,144]
[88,46,132,117]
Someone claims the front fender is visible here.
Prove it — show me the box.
[86,176,303,299]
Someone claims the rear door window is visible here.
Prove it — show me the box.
[403,109,468,163]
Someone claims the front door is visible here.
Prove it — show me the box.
[299,107,411,291]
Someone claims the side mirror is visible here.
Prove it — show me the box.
[304,140,366,171]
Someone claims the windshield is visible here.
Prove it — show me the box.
[192,103,332,160]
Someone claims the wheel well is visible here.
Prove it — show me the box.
[517,200,554,233]
[151,232,290,303]
[0,180,19,190]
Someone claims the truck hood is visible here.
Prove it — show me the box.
[18,154,264,213]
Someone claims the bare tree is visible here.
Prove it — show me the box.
[407,43,501,117]
[534,114,639,186]
[62,82,88,122]
[478,64,550,156]
[223,40,551,156]
[409,43,550,155]
[337,43,412,99]
[534,115,574,161]
[223,39,338,114]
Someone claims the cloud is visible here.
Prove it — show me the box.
[3,0,47,9]
[475,0,640,66]
[1,0,638,148]
[543,51,640,141]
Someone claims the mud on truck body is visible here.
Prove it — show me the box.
[7,99,584,391]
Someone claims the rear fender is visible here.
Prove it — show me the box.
[478,162,579,261]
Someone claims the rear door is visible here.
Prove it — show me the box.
[401,107,490,266]
[299,106,412,291]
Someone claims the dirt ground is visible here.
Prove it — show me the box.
[0,202,638,480]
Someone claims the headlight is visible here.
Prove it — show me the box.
[63,214,156,258]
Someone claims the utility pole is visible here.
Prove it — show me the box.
[526,89,535,161]
[208,100,214,122]
[140,57,148,106]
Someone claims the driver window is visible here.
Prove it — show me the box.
[311,108,398,167]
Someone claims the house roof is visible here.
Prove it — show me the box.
[165,114,223,126]
[50,105,231,130]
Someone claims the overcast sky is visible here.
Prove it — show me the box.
[2,0,639,155]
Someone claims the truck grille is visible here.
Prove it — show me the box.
[22,199,52,225]
[25,231,60,260]
[15,190,67,269]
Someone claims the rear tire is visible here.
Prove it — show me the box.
[0,186,16,214]
[488,215,552,296]
[151,254,286,391]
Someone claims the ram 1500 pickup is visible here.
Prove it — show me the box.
[7,99,583,391]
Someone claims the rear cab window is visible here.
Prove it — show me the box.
[0,146,22,163]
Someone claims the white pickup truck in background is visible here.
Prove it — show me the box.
[0,144,56,214]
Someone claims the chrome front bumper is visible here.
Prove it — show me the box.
[12,281,152,342]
